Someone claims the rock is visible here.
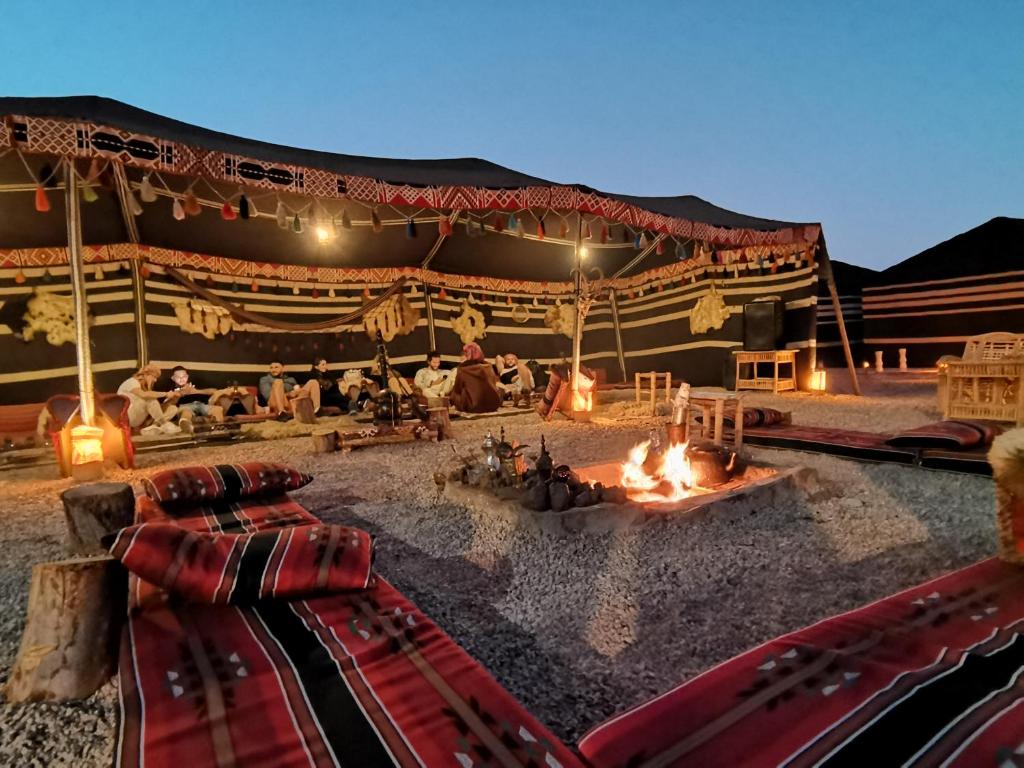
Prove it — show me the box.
[601,486,629,504]
[549,482,571,512]
[839,496,864,509]
[573,490,597,507]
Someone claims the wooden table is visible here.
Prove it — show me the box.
[686,390,744,451]
[733,350,797,394]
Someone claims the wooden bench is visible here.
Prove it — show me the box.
[940,333,1024,424]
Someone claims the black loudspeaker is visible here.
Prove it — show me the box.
[722,356,737,390]
[743,300,784,351]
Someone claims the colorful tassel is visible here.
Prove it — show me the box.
[328,287,336,298]
[371,209,383,233]
[311,287,320,299]
[183,190,201,216]
[139,175,157,203]
[516,217,525,238]
[639,232,650,249]
[341,208,352,229]
[42,268,53,283]
[633,233,641,250]
[559,219,568,239]
[292,214,302,233]
[493,213,505,233]
[507,213,517,232]
[232,281,239,292]
[438,288,447,300]
[94,265,105,281]
[477,219,487,237]
[293,285,301,295]
[656,239,665,256]
[599,222,608,244]
[140,265,151,279]
[276,200,288,228]
[250,279,260,292]
[438,216,453,237]
[537,216,546,240]
[406,218,417,238]
[220,201,236,220]
[81,183,98,203]
[506,295,512,305]
[205,275,215,288]
[34,186,50,213]
[14,269,26,284]
[675,241,686,260]
[238,194,250,220]
[171,198,185,220]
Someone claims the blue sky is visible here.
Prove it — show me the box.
[2,1,1021,270]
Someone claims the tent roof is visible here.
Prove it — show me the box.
[877,217,1024,285]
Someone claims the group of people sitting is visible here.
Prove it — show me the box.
[115,343,539,435]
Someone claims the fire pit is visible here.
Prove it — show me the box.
[441,431,812,535]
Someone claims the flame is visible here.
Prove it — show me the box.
[620,440,694,502]
[572,372,595,411]
[70,424,104,464]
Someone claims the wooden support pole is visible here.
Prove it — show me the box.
[821,249,861,396]
[608,289,628,383]
[129,257,148,367]
[424,281,437,351]
[65,163,96,426]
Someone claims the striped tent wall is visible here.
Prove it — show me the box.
[613,265,819,387]
[863,269,1024,368]
[0,260,140,404]
[815,261,875,368]
[0,250,820,404]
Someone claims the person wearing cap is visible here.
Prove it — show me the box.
[116,365,181,435]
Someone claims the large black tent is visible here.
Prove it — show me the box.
[0,97,832,404]
[863,217,1024,367]
[816,260,876,367]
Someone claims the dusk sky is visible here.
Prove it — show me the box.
[2,1,1021,271]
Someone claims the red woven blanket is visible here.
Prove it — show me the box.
[578,558,1024,768]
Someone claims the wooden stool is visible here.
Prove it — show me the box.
[635,371,672,415]
[686,391,744,451]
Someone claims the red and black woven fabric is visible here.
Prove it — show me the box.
[109,522,374,604]
[742,424,918,464]
[142,463,312,508]
[885,419,1004,449]
[696,407,788,429]
[118,470,582,768]
[578,558,1024,768]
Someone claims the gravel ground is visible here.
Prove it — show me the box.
[0,379,997,762]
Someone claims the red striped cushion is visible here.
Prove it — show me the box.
[109,522,374,604]
[142,463,312,508]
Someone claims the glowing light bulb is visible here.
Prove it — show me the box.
[315,226,330,244]
[579,247,589,260]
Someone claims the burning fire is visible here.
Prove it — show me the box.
[572,372,596,412]
[620,440,694,502]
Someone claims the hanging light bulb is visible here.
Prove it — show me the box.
[315,225,331,244]
[81,183,99,203]
[139,175,157,203]
[276,200,288,228]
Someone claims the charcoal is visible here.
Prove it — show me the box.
[573,489,597,507]
[523,483,550,511]
[601,485,629,504]
[549,481,571,512]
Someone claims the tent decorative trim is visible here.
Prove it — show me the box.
[2,111,820,248]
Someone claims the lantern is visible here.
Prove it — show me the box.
[70,425,104,481]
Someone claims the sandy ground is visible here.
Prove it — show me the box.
[0,373,997,764]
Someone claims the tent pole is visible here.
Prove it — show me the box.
[424,281,437,351]
[129,255,148,366]
[571,213,583,395]
[609,288,627,383]
[821,248,861,396]
[64,163,96,426]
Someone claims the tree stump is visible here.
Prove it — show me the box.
[61,482,135,556]
[427,406,452,440]
[294,397,316,424]
[312,428,338,454]
[4,556,126,703]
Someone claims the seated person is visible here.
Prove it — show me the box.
[494,352,535,404]
[307,357,349,412]
[449,343,502,414]
[258,360,320,421]
[116,364,180,436]
[414,351,453,400]
[165,365,224,433]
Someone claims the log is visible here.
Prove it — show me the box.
[426,406,452,440]
[61,482,135,556]
[311,428,338,454]
[4,556,127,703]
[293,396,316,424]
